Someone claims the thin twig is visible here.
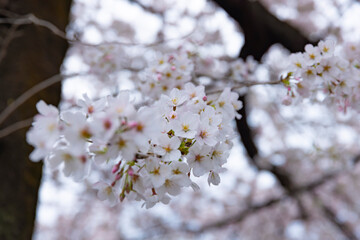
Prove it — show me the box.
[206,80,282,95]
[0,14,67,39]
[0,9,20,18]
[0,73,81,127]
[27,14,67,39]
[314,193,357,240]
[129,0,164,15]
[0,118,33,138]
[70,25,196,48]
[229,79,281,89]
[189,196,287,233]
[190,153,360,233]
[0,23,21,64]
[0,13,195,48]
[190,169,344,233]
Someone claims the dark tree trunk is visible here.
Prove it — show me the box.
[0,1,71,239]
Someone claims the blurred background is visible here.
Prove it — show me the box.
[2,0,360,239]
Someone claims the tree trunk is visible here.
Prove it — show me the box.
[0,1,71,239]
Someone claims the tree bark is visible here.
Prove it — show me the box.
[0,1,71,239]
[213,0,314,60]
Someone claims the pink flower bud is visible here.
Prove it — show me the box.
[115,172,122,181]
[171,66,176,71]
[112,163,120,174]
[128,167,134,176]
[128,121,138,128]
[203,96,207,101]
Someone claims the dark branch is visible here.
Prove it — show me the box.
[318,197,357,240]
[192,152,360,233]
[212,0,315,60]
[236,96,258,160]
[128,0,163,15]
[195,196,285,232]
[192,170,341,233]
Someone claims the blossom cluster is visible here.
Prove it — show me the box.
[138,51,194,99]
[79,44,125,77]
[27,83,242,208]
[283,40,360,112]
[229,56,258,82]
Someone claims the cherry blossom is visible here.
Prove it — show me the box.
[27,50,243,208]
[282,40,360,113]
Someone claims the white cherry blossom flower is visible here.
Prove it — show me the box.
[61,111,92,149]
[35,100,59,117]
[304,44,321,65]
[27,101,60,161]
[89,141,114,165]
[215,88,242,119]
[142,190,171,209]
[156,177,182,196]
[195,123,218,146]
[200,106,222,127]
[208,171,220,186]
[107,91,135,118]
[160,88,188,108]
[187,143,213,177]
[93,181,119,206]
[318,39,335,57]
[128,107,161,153]
[169,161,192,187]
[289,53,306,74]
[184,83,206,101]
[145,158,171,188]
[153,134,181,162]
[172,112,200,139]
[47,148,91,182]
[78,93,106,115]
[108,134,138,162]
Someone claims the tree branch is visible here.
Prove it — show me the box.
[192,152,360,233]
[212,0,315,60]
[0,12,194,48]
[0,23,21,64]
[192,170,341,233]
[315,194,357,240]
[194,196,285,232]
[0,73,82,127]
[205,79,282,95]
[128,0,164,15]
[0,118,32,138]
